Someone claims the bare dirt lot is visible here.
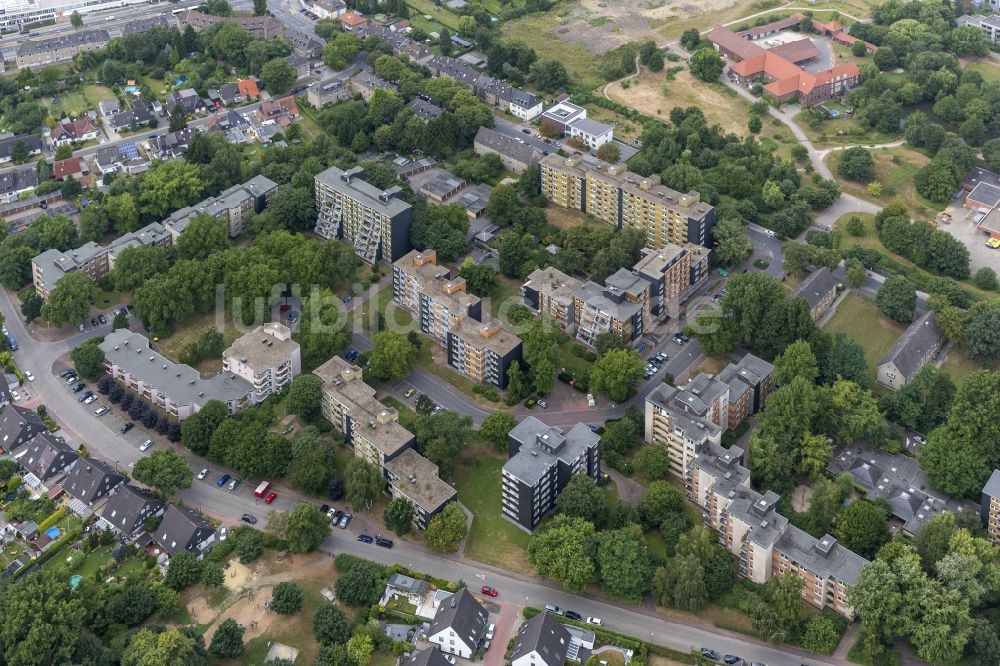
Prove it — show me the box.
[556,0,740,54]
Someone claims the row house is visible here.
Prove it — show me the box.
[16,29,109,68]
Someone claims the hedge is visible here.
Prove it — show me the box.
[17,527,81,577]
[385,563,462,592]
[36,507,68,532]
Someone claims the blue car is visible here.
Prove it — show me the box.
[344,347,358,361]
[72,383,85,393]
[357,534,374,543]
[636,342,646,353]
[216,474,231,487]
[78,391,93,402]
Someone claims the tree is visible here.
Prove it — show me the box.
[132,449,193,497]
[713,216,752,266]
[485,184,521,228]
[846,216,866,236]
[209,619,245,659]
[313,605,350,644]
[528,515,596,592]
[596,143,620,163]
[345,459,384,510]
[425,502,467,552]
[71,339,105,381]
[480,411,517,451]
[271,582,303,615]
[70,10,83,28]
[366,331,417,382]
[20,288,42,323]
[122,628,201,666]
[880,363,954,433]
[410,204,469,261]
[837,146,876,182]
[748,114,762,134]
[498,233,532,279]
[653,555,708,612]
[596,526,653,601]
[139,160,205,219]
[966,308,1000,362]
[637,481,684,530]
[844,258,866,290]
[175,214,227,261]
[0,569,86,665]
[261,57,296,94]
[973,267,998,291]
[633,444,670,480]
[287,374,323,421]
[821,332,869,385]
[836,500,890,559]
[324,32,361,70]
[556,474,608,526]
[347,633,374,666]
[112,244,169,292]
[590,348,644,402]
[384,498,413,535]
[773,339,818,385]
[165,551,203,590]
[181,400,228,455]
[41,271,99,327]
[529,59,568,92]
[875,275,916,323]
[458,260,497,297]
[168,104,187,133]
[689,47,724,82]
[281,503,330,553]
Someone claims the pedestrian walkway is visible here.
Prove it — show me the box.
[833,622,861,661]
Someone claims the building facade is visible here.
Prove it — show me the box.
[222,323,301,404]
[521,267,583,332]
[983,470,1000,548]
[383,449,457,528]
[315,165,413,264]
[788,266,839,321]
[502,417,601,532]
[876,310,942,390]
[447,318,523,389]
[392,249,482,345]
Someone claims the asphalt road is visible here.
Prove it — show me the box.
[493,116,557,155]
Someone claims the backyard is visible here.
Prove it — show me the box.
[454,445,532,574]
[155,311,239,374]
[47,84,115,118]
[822,292,905,378]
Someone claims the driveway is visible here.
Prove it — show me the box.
[483,601,521,666]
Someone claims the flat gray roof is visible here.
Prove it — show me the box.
[315,165,411,218]
[570,117,613,136]
[100,330,252,407]
[504,417,599,486]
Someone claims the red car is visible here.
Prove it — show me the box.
[264,492,278,504]
[481,585,498,597]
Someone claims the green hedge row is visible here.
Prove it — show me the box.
[17,527,81,577]
[386,563,462,592]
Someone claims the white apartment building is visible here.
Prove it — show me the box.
[222,323,301,404]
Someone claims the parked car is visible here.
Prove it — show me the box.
[59,370,75,379]
[217,474,231,487]
[78,391,93,402]
[521,128,531,134]
[537,399,547,408]
[481,585,498,597]
[586,617,602,626]
[375,537,393,548]
[228,478,241,491]
[23,370,34,381]
[443,656,455,665]
[338,513,352,529]
[241,513,257,524]
[700,649,720,661]
[586,394,596,407]
[120,422,134,434]
[345,347,358,361]
[219,526,228,541]
[565,611,582,621]
[319,504,330,514]
[10,389,20,401]
[486,624,495,639]
[139,439,153,451]
[83,395,97,405]
[197,468,209,480]
[357,534,374,543]
[913,434,926,444]
[72,382,85,392]
[544,605,564,616]
[404,387,416,398]
[264,492,277,504]
[98,314,107,325]
[724,656,742,665]
[287,311,299,323]
[90,318,98,327]
[94,406,109,416]
[66,374,79,385]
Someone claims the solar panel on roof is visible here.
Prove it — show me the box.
[119,142,139,159]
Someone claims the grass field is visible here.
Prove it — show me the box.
[501,9,604,90]
[796,111,899,147]
[825,146,940,219]
[454,446,533,573]
[823,292,905,378]
[407,0,461,30]
[544,205,607,231]
[833,212,998,302]
[48,84,115,117]
[940,351,998,385]
[358,283,412,333]
[155,311,239,374]
[964,59,1000,83]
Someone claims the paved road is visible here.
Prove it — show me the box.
[271,0,320,36]
[493,115,556,155]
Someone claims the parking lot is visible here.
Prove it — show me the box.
[940,201,998,274]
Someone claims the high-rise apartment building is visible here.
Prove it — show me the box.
[521,267,583,331]
[314,165,413,264]
[222,323,301,404]
[447,318,523,390]
[392,249,482,346]
[502,417,601,532]
[539,153,716,249]
[983,470,1000,548]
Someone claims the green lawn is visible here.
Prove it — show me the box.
[155,311,240,374]
[406,0,461,29]
[48,84,115,117]
[964,59,1000,83]
[358,283,412,333]
[823,292,905,378]
[500,9,603,90]
[489,275,523,319]
[825,146,940,219]
[939,351,998,386]
[795,110,899,147]
[95,290,122,310]
[455,446,533,574]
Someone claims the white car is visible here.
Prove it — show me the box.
[219,526,228,541]
[586,617,602,626]
[197,468,209,480]
[23,370,34,382]
[486,623,495,639]
[586,394,596,407]
[10,389,19,401]
[83,394,97,405]
[139,439,153,451]
[95,406,109,416]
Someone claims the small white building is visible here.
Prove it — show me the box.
[427,588,489,659]
[567,117,614,149]
[509,89,543,121]
[511,613,571,666]
[222,322,301,404]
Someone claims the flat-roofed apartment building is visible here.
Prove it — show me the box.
[314,356,414,468]
[689,441,866,617]
[716,354,775,430]
[539,153,716,249]
[222,323,301,404]
[315,165,413,264]
[982,470,1000,548]
[574,273,647,346]
[447,317,523,389]
[502,417,601,532]
[162,174,278,240]
[521,267,583,332]
[392,249,482,345]
[644,382,724,479]
[633,244,709,319]
[314,356,456,527]
[99,330,253,420]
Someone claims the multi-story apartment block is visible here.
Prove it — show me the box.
[392,250,482,346]
[314,356,415,468]
[521,267,583,332]
[384,449,457,528]
[16,29,110,68]
[222,323,301,404]
[177,9,285,39]
[314,166,413,264]
[539,153,716,249]
[314,356,456,529]
[876,310,942,391]
[447,318,523,389]
[633,244,709,319]
[955,14,1000,44]
[502,417,601,532]
[983,470,1000,548]
[99,330,253,420]
[716,354,775,429]
[31,242,108,300]
[163,175,278,240]
[645,383,723,478]
[573,279,644,346]
[689,441,866,617]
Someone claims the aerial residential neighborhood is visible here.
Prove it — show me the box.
[0,0,997,664]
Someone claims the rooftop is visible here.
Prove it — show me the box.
[878,310,940,378]
[645,383,723,443]
[511,612,570,666]
[967,181,1000,209]
[775,526,867,585]
[315,165,411,218]
[223,323,299,373]
[449,317,522,356]
[569,117,614,137]
[16,28,109,56]
[100,330,252,407]
[504,418,600,486]
[789,266,838,309]
[523,266,583,307]
[384,448,457,513]
[984,469,1000,500]
[474,126,539,164]
[575,280,641,322]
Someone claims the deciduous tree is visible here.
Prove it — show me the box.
[41,271,100,327]
[132,449,193,497]
[425,502,467,553]
[528,515,596,592]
